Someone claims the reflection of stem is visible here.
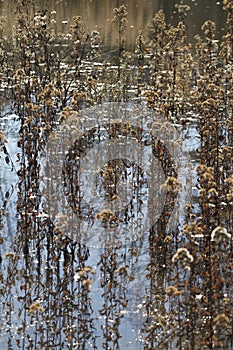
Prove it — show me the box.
[143,135,179,348]
[99,247,128,349]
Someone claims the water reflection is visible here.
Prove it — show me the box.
[1,0,226,46]
[0,103,188,349]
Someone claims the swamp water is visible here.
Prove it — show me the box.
[0,1,232,349]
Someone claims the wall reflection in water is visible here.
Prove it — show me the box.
[1,0,226,47]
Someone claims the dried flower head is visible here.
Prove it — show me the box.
[96,209,114,222]
[161,176,181,194]
[211,226,231,243]
[166,285,182,296]
[29,301,44,314]
[172,247,194,263]
[0,130,7,144]
[213,313,230,330]
[5,252,15,259]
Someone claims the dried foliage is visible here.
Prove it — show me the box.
[0,0,233,349]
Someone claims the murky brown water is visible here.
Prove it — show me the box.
[1,0,226,46]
